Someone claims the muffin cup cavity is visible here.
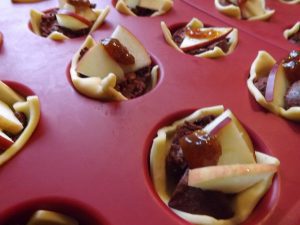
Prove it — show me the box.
[112,0,173,17]
[29,4,110,41]
[0,80,40,166]
[1,197,106,225]
[69,26,160,102]
[147,105,280,225]
[283,22,300,45]
[214,0,275,21]
[161,18,238,59]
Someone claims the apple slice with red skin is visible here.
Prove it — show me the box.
[188,163,277,193]
[180,27,233,52]
[265,63,290,107]
[202,109,256,165]
[208,116,232,136]
[111,25,151,73]
[56,9,92,30]
[0,130,14,151]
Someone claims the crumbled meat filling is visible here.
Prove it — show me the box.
[39,8,91,38]
[67,0,93,8]
[115,66,153,99]
[254,77,268,96]
[168,171,235,219]
[285,81,300,109]
[172,27,231,55]
[131,6,156,17]
[219,0,246,6]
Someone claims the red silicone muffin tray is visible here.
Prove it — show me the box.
[0,0,299,224]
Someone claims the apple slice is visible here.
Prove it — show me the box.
[265,63,290,107]
[203,109,256,165]
[0,100,23,135]
[77,7,98,22]
[180,27,233,52]
[0,130,14,150]
[124,0,140,8]
[56,10,92,30]
[188,163,277,193]
[139,0,164,10]
[111,25,151,73]
[76,43,124,80]
[27,210,78,225]
[208,116,232,136]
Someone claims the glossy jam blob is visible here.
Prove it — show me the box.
[179,130,222,169]
[185,27,221,40]
[101,38,135,65]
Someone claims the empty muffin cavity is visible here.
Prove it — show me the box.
[1,198,105,225]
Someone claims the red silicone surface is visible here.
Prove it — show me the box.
[0,0,299,224]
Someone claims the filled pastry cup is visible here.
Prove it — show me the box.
[214,0,275,21]
[283,22,300,45]
[161,18,238,58]
[248,50,300,121]
[115,0,173,17]
[0,81,40,166]
[279,0,300,4]
[150,105,279,225]
[30,0,110,41]
[70,25,159,101]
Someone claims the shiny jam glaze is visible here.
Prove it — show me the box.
[185,26,221,40]
[179,130,222,169]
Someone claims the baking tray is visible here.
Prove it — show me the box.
[0,0,299,224]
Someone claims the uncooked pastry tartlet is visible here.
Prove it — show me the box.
[279,0,300,4]
[0,81,40,166]
[115,0,173,17]
[30,0,110,41]
[26,210,78,225]
[161,18,238,58]
[248,50,300,121]
[150,105,279,225]
[70,25,159,101]
[283,22,300,45]
[214,0,275,21]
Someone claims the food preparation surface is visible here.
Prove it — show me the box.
[0,0,299,224]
